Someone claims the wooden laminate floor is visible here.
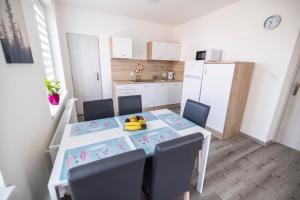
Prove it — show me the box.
[62,135,300,200]
[188,135,300,200]
[72,110,300,200]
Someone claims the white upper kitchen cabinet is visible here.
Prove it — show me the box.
[167,43,181,61]
[147,41,180,61]
[110,36,133,59]
[200,64,235,133]
[149,41,168,60]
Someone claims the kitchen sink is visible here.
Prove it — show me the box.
[130,79,171,83]
[130,79,156,83]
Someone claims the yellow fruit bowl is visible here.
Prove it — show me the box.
[124,115,147,131]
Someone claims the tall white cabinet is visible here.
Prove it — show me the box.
[200,62,254,139]
[200,64,235,133]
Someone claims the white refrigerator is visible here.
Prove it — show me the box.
[180,61,205,115]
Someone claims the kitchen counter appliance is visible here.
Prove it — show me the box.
[168,72,175,80]
[196,49,221,62]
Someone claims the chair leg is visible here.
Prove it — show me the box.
[195,151,201,172]
[183,192,190,200]
[196,150,202,172]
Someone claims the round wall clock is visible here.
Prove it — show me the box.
[264,15,281,30]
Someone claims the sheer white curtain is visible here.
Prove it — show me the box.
[0,171,4,187]
[33,1,56,81]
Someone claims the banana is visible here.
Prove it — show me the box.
[124,118,146,131]
[125,125,141,131]
[125,122,141,126]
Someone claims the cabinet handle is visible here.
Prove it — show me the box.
[96,72,100,81]
[292,82,300,96]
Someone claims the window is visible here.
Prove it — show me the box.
[33,0,67,116]
[34,2,56,81]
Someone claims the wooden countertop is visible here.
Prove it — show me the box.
[113,80,183,85]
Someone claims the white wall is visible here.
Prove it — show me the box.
[56,4,176,98]
[0,0,65,199]
[174,0,300,142]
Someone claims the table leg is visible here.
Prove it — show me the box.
[196,134,211,193]
[48,185,59,200]
[183,191,190,200]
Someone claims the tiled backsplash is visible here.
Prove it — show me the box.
[111,58,184,81]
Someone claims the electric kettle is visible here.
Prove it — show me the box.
[168,72,175,80]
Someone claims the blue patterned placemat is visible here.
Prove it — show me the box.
[129,127,180,154]
[157,112,197,131]
[70,118,119,137]
[60,137,131,181]
[117,112,158,125]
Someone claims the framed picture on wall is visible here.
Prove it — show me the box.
[0,0,34,63]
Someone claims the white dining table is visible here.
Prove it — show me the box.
[48,109,211,200]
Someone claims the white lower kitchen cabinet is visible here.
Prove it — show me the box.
[168,82,183,104]
[153,83,169,106]
[135,84,155,108]
[113,81,183,113]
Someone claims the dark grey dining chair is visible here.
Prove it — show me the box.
[83,99,114,121]
[142,132,204,200]
[118,95,142,116]
[68,149,146,200]
[183,99,210,128]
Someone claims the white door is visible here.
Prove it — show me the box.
[276,66,300,151]
[152,42,168,60]
[67,33,103,115]
[180,77,202,114]
[167,43,180,61]
[200,64,235,133]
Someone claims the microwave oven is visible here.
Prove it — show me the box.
[196,49,222,62]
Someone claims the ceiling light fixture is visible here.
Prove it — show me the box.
[146,0,160,4]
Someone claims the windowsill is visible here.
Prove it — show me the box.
[0,171,16,200]
[0,186,16,200]
[49,91,68,118]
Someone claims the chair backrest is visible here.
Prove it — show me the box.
[68,149,146,200]
[118,95,142,116]
[150,133,204,200]
[183,99,210,128]
[83,99,114,121]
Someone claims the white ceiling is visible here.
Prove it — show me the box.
[56,0,240,25]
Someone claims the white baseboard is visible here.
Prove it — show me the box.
[240,132,273,146]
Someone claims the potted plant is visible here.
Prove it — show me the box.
[135,63,144,82]
[44,78,61,105]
